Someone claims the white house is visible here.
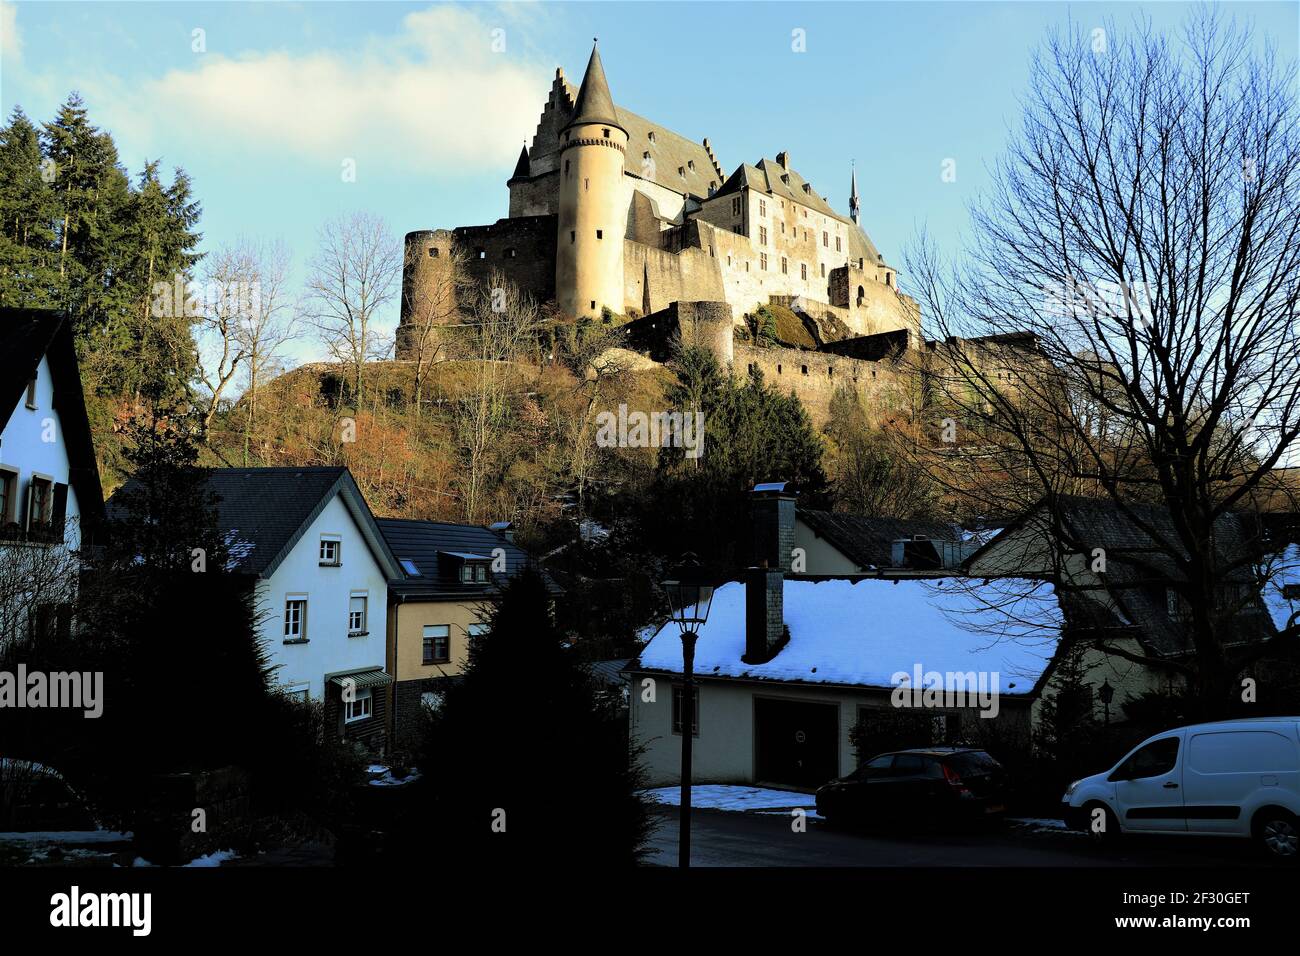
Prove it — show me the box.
[628,575,1063,789]
[0,309,104,644]
[109,466,403,750]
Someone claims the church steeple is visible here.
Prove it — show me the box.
[509,142,530,182]
[566,39,626,134]
[849,162,860,225]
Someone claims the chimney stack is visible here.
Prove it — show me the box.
[745,482,795,664]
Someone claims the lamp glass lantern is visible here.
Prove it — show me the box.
[663,574,714,632]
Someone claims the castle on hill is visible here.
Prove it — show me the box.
[397,41,1031,426]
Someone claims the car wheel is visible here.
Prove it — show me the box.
[1254,810,1300,861]
[1081,802,1120,845]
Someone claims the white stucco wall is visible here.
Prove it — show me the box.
[0,353,83,549]
[256,493,389,700]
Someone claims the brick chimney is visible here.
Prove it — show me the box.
[744,566,785,664]
[750,482,797,571]
[745,483,794,663]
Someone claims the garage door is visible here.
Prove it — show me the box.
[754,697,839,788]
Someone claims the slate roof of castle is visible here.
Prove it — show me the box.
[377,517,561,599]
[714,159,886,265]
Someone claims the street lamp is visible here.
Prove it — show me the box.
[1098,679,1114,727]
[663,554,714,869]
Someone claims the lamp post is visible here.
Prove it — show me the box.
[663,555,714,869]
[1098,679,1114,727]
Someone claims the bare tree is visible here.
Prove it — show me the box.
[233,240,293,464]
[303,212,401,408]
[906,10,1300,711]
[454,271,540,523]
[401,242,471,415]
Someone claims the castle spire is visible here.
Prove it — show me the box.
[849,162,860,225]
[566,39,626,134]
[509,141,530,182]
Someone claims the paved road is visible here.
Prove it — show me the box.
[644,807,1269,867]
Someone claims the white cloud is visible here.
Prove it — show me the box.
[1,0,20,64]
[130,6,550,172]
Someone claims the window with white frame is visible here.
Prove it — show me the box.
[348,594,368,635]
[345,687,372,722]
[423,624,450,664]
[284,597,307,641]
[25,374,37,409]
[319,535,341,566]
[284,682,310,702]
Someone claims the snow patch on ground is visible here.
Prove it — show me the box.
[183,849,237,867]
[368,767,422,788]
[1009,817,1075,832]
[644,785,817,813]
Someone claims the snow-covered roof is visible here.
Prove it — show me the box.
[1263,544,1300,630]
[636,577,1062,694]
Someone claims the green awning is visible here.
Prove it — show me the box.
[328,669,392,690]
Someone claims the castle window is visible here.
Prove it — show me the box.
[745,261,750,272]
[565,160,570,177]
[643,151,651,161]
[801,263,807,280]
[836,236,842,252]
[584,177,589,192]
[570,231,576,244]
[596,229,603,239]
[648,131,656,143]
[688,160,695,171]
[828,366,834,377]
[781,257,787,274]
[428,247,439,258]
[732,197,741,217]
[727,254,732,267]
[760,253,768,271]
[777,364,782,374]
[758,199,767,217]
[859,258,865,269]
[505,248,517,258]
[857,285,865,305]
[475,248,486,259]
[822,231,828,247]
[603,128,610,138]
[709,182,717,195]
[820,262,826,278]
[801,365,809,375]
[758,226,767,245]
[886,273,892,286]
[590,300,596,310]
[678,166,685,179]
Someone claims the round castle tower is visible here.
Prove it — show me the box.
[555,41,627,320]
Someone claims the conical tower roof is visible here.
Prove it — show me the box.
[566,40,626,134]
[509,143,530,181]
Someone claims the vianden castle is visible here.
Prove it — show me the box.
[397,41,1031,425]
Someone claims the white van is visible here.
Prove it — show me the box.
[1061,717,1300,859]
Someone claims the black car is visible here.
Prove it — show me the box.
[815,748,1008,826]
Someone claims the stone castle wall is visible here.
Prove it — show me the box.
[735,342,913,426]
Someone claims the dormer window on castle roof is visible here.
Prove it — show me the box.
[648,131,656,143]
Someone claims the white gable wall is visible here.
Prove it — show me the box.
[0,353,83,549]
[256,493,388,700]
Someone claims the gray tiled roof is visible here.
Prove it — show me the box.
[377,518,560,599]
[800,510,963,569]
[108,466,400,580]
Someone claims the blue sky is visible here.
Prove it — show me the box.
[2,1,1297,365]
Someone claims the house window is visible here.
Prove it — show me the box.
[25,375,36,409]
[319,536,340,566]
[348,594,368,635]
[344,687,372,723]
[284,683,310,702]
[468,623,489,642]
[672,685,699,736]
[284,598,307,641]
[26,475,52,531]
[399,558,420,576]
[0,468,16,526]
[423,624,450,664]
